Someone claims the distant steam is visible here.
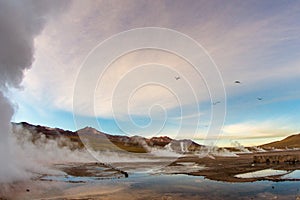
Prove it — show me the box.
[231,141,251,153]
[197,146,238,158]
[0,0,68,182]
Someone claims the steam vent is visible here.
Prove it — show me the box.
[253,151,300,164]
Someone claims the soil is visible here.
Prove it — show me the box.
[170,150,300,182]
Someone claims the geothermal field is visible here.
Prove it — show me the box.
[1,1,300,200]
[0,123,300,200]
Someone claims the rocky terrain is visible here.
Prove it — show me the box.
[12,122,203,153]
[260,133,300,149]
[12,122,300,154]
[1,122,299,200]
[170,150,300,182]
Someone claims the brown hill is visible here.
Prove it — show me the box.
[13,122,84,150]
[260,133,300,149]
[12,122,203,153]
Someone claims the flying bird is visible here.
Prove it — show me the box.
[175,76,180,80]
[234,80,241,84]
[257,97,263,101]
[213,101,221,105]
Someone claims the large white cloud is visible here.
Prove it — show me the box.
[222,119,299,140]
[13,0,300,125]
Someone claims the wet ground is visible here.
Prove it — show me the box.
[173,152,300,182]
[4,170,300,200]
[1,151,300,200]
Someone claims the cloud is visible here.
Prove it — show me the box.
[92,49,209,117]
[222,119,298,140]
[10,0,300,136]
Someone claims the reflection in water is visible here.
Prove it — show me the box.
[282,170,300,179]
[9,161,300,200]
[235,169,288,178]
[41,175,104,183]
[35,172,300,200]
[153,162,206,174]
[123,174,300,200]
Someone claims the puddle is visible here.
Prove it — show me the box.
[39,162,128,182]
[40,175,109,183]
[154,163,206,174]
[235,169,288,178]
[281,170,300,179]
[176,162,197,166]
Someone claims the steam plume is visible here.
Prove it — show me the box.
[0,0,68,182]
[231,141,251,153]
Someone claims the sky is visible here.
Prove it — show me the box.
[9,0,300,147]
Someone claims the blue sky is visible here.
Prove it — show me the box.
[10,0,300,147]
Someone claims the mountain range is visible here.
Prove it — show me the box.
[12,122,300,151]
[12,122,202,153]
[260,133,300,149]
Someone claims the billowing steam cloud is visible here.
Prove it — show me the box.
[231,141,251,153]
[0,0,69,182]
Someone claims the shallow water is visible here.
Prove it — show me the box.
[282,170,300,179]
[40,173,300,200]
[125,174,300,200]
[3,154,298,200]
[235,169,288,178]
[33,164,300,200]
